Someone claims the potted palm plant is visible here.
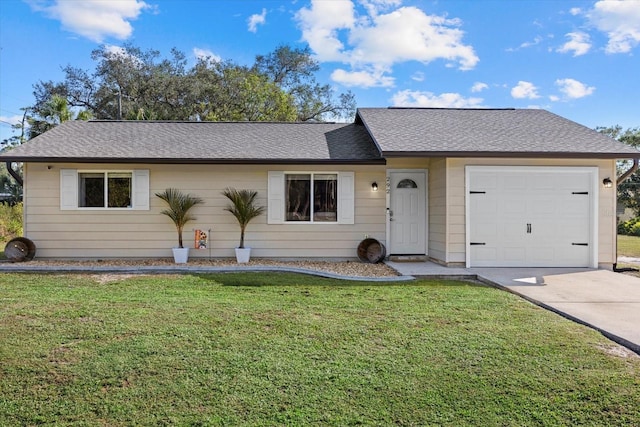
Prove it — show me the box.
[222,187,265,263]
[155,188,204,263]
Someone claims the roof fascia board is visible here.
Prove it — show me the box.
[381,151,639,159]
[2,157,386,165]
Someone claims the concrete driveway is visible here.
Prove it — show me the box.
[387,261,640,354]
[477,269,640,354]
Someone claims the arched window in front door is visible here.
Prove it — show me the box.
[397,179,418,189]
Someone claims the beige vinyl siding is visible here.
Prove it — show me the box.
[446,158,617,267]
[23,163,386,259]
[428,158,447,264]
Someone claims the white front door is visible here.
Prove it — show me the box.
[389,171,427,255]
[466,166,596,267]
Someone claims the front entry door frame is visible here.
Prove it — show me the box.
[386,169,428,255]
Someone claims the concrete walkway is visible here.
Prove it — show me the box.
[387,261,640,354]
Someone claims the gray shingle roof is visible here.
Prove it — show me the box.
[356,107,639,158]
[3,108,636,164]
[0,120,384,164]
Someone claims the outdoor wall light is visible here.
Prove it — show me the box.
[603,177,613,188]
[371,182,378,191]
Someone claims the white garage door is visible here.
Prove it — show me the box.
[466,166,597,268]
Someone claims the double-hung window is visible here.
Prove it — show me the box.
[60,169,149,210]
[268,171,354,224]
[78,172,132,208]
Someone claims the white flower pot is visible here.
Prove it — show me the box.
[235,247,251,263]
[172,247,190,264]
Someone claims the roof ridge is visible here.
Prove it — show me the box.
[86,120,344,124]
[385,107,517,111]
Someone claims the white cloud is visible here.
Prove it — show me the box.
[511,81,540,99]
[331,68,395,88]
[248,8,267,33]
[507,35,543,52]
[549,95,560,102]
[411,72,425,82]
[587,0,640,54]
[360,0,402,17]
[555,78,595,99]
[28,0,150,42]
[102,44,144,68]
[391,90,483,108]
[0,115,25,127]
[569,7,582,16]
[350,7,478,69]
[295,1,478,88]
[520,35,543,49]
[471,82,488,93]
[295,0,355,62]
[193,48,221,63]
[557,31,591,56]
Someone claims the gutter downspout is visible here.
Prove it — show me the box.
[5,161,23,187]
[613,158,640,272]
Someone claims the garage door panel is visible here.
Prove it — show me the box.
[504,221,526,239]
[503,198,526,214]
[473,246,498,263]
[472,195,498,215]
[504,175,527,190]
[530,174,555,191]
[472,174,498,190]
[468,167,594,267]
[504,247,526,262]
[528,246,557,263]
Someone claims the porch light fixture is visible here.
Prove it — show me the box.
[602,177,613,188]
[371,182,378,191]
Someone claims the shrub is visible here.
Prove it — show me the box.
[618,216,640,236]
[0,202,23,242]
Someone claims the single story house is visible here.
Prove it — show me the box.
[2,107,637,268]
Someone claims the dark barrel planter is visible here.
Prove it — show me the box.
[357,238,386,264]
[4,237,36,262]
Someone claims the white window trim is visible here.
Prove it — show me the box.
[60,169,149,211]
[267,170,354,225]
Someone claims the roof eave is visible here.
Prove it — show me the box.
[2,156,386,165]
[381,151,640,159]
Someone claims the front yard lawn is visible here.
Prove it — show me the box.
[618,234,640,258]
[1,272,639,425]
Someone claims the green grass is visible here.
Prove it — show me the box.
[618,234,640,258]
[1,272,639,426]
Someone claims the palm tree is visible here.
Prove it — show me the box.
[155,188,204,248]
[222,188,265,248]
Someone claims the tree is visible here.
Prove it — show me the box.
[254,45,356,121]
[597,126,640,215]
[29,44,354,124]
[28,94,92,139]
[188,59,297,122]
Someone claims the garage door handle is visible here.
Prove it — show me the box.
[572,243,588,246]
[526,223,532,233]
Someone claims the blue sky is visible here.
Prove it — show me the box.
[1,0,639,142]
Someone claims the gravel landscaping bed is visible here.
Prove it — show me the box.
[0,257,401,278]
